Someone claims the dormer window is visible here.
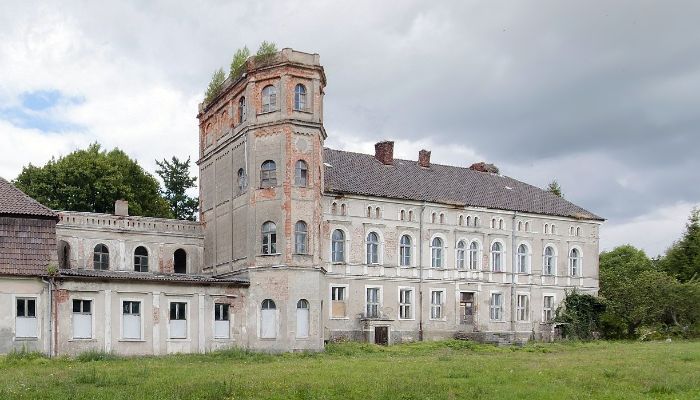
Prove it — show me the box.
[262,85,277,113]
[294,84,307,111]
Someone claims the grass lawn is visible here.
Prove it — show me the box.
[1,340,698,399]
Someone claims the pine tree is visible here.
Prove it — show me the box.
[155,156,199,221]
[547,179,563,197]
[660,208,700,282]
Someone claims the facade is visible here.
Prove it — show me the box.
[0,48,602,355]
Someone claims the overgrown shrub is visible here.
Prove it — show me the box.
[230,46,250,79]
[203,68,226,104]
[255,41,278,63]
[554,289,606,340]
[76,350,120,362]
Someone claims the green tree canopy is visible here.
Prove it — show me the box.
[546,179,563,197]
[230,46,251,78]
[659,208,700,282]
[204,68,226,104]
[13,143,172,218]
[554,289,606,340]
[155,156,199,221]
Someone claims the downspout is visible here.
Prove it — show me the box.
[418,202,426,341]
[510,212,517,334]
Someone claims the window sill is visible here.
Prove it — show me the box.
[489,320,507,323]
[118,339,146,342]
[331,262,346,265]
[293,253,312,257]
[293,108,313,114]
[260,338,277,341]
[213,337,232,341]
[258,110,279,116]
[397,318,415,321]
[167,338,190,342]
[259,253,282,257]
[69,338,96,342]
[14,337,38,341]
[330,317,349,320]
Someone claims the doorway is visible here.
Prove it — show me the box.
[460,292,475,324]
[374,326,388,345]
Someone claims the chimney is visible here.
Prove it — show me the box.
[115,200,129,216]
[469,162,499,174]
[374,140,394,165]
[418,149,431,168]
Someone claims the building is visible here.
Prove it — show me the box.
[0,49,602,355]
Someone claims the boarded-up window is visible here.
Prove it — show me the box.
[214,303,230,339]
[169,302,187,339]
[260,299,276,339]
[122,301,141,339]
[296,299,309,338]
[16,298,37,338]
[331,286,346,318]
[72,299,92,339]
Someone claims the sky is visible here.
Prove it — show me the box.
[0,0,698,257]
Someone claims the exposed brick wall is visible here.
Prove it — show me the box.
[418,149,431,168]
[374,141,394,165]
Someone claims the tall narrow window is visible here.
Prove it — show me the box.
[261,221,277,255]
[262,85,277,112]
[576,227,581,236]
[174,248,187,274]
[294,221,308,255]
[499,219,504,230]
[543,296,554,322]
[367,206,372,218]
[214,303,230,339]
[491,242,503,272]
[399,289,412,319]
[331,229,345,262]
[366,288,380,318]
[341,204,347,216]
[518,221,522,231]
[260,299,277,339]
[430,291,443,319]
[169,302,187,339]
[466,216,471,226]
[544,224,550,234]
[569,248,581,277]
[375,207,381,219]
[400,210,406,221]
[551,224,557,235]
[122,301,141,340]
[15,298,37,338]
[517,294,530,321]
[544,246,555,275]
[296,299,310,338]
[491,218,496,229]
[260,160,277,188]
[366,232,380,264]
[408,210,413,221]
[237,168,247,193]
[295,160,308,187]
[458,215,464,226]
[474,216,479,227]
[134,246,148,272]
[294,84,307,111]
[431,237,443,268]
[431,213,436,224]
[525,221,530,231]
[331,202,338,215]
[468,241,479,270]
[93,244,109,270]
[456,240,466,269]
[331,286,347,318]
[399,235,412,267]
[490,293,502,321]
[439,213,445,224]
[238,96,246,123]
[517,244,529,273]
[72,299,92,339]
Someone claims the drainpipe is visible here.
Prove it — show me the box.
[510,212,517,335]
[418,202,426,341]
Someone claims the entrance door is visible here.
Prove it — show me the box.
[374,326,388,345]
[460,292,475,324]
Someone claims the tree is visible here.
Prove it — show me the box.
[659,208,700,282]
[554,289,606,340]
[13,143,172,218]
[255,41,278,62]
[547,179,563,197]
[204,68,226,104]
[155,156,199,221]
[230,46,251,78]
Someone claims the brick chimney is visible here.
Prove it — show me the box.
[114,200,129,216]
[374,140,394,165]
[418,149,431,168]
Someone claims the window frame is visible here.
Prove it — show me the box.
[468,240,480,270]
[294,83,307,111]
[429,289,445,320]
[238,96,246,123]
[516,293,530,322]
[543,294,556,322]
[365,286,382,319]
[120,299,143,341]
[15,296,39,339]
[331,228,346,263]
[261,221,277,255]
[330,284,349,319]
[456,239,466,270]
[491,241,505,272]
[71,298,94,340]
[260,160,277,188]
[261,85,277,113]
[134,246,149,272]
[516,243,530,274]
[214,302,231,339]
[430,236,444,269]
[294,159,308,187]
[543,245,557,275]
[398,287,414,320]
[93,243,109,270]
[399,234,412,267]
[260,299,277,339]
[569,247,582,277]
[294,220,308,255]
[489,292,503,321]
[366,231,380,265]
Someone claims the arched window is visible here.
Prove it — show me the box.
[551,224,557,235]
[570,226,575,236]
[237,168,247,193]
[331,229,345,263]
[238,96,246,123]
[576,227,581,236]
[431,237,443,268]
[294,84,307,111]
[261,221,277,255]
[491,218,496,229]
[262,85,277,113]
[569,248,581,277]
[294,221,308,255]
[399,235,412,267]
[366,206,372,218]
[468,241,479,270]
[466,216,471,226]
[543,246,555,275]
[458,215,464,226]
[375,207,381,219]
[331,202,338,215]
[439,213,445,224]
[341,203,347,216]
[491,242,503,272]
[260,160,277,188]
[93,244,109,270]
[474,216,479,227]
[296,299,309,338]
[408,210,413,221]
[431,213,437,224]
[544,224,549,234]
[499,219,504,230]
[174,248,187,274]
[456,240,466,269]
[400,210,406,221]
[525,221,530,231]
[517,244,529,273]
[366,232,380,264]
[260,299,276,339]
[58,240,71,269]
[518,221,522,231]
[134,246,148,272]
[295,160,308,187]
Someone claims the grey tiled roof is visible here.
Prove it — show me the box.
[323,148,603,221]
[0,177,57,218]
[59,268,250,285]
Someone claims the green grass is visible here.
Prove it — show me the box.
[1,340,698,399]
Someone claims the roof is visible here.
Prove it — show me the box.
[323,148,603,221]
[58,268,250,285]
[0,177,57,219]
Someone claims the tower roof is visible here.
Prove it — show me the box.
[0,177,57,219]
